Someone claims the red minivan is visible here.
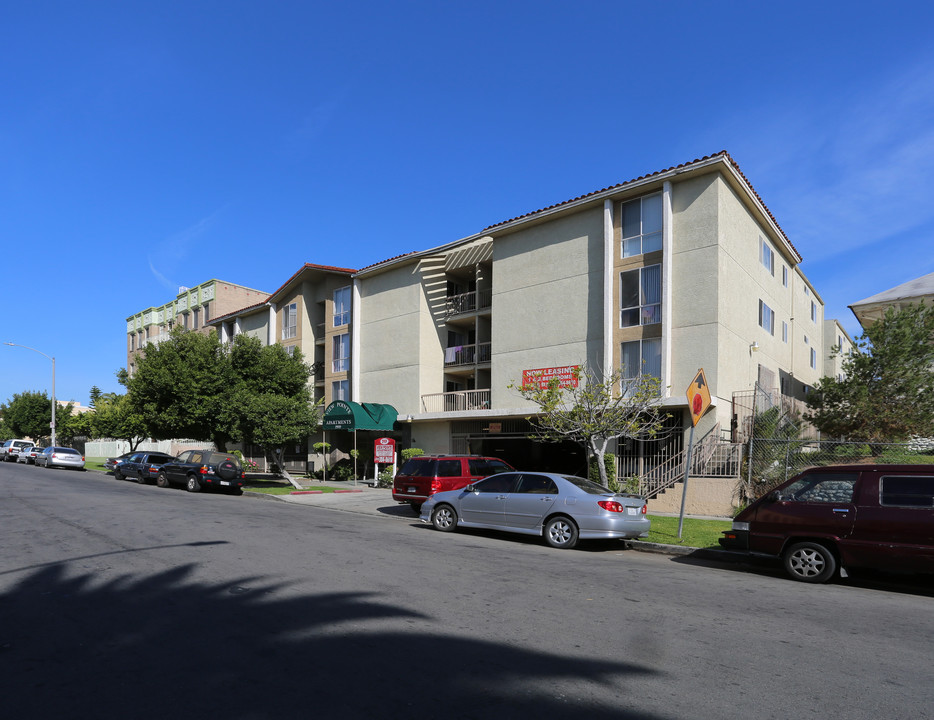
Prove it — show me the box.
[720,464,934,583]
[392,455,514,514]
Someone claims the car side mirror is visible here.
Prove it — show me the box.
[465,484,479,493]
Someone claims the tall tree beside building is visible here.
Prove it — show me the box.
[805,303,934,442]
[228,334,319,487]
[512,366,669,489]
[1,391,53,440]
[119,327,238,450]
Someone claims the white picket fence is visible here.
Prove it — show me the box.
[85,438,212,458]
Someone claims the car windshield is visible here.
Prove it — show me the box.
[399,458,437,476]
[560,475,614,495]
[207,453,239,466]
[53,448,80,455]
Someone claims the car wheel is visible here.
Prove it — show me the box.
[544,516,579,549]
[409,501,422,515]
[186,475,201,493]
[156,471,170,488]
[431,504,458,532]
[783,541,837,583]
[113,467,124,480]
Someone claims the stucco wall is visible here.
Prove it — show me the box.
[646,476,739,517]
[490,208,605,409]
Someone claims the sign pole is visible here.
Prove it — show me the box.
[677,423,695,539]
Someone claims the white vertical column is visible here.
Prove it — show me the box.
[268,303,277,346]
[662,181,673,397]
[351,278,361,401]
[603,198,614,380]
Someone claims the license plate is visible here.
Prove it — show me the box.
[627,507,637,515]
[407,487,416,493]
[221,481,230,486]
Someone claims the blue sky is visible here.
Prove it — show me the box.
[2,1,933,407]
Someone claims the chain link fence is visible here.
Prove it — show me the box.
[741,437,934,503]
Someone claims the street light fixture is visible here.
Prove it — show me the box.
[3,342,56,447]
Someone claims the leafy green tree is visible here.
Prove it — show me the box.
[55,403,93,447]
[805,303,934,442]
[90,393,149,452]
[119,327,237,449]
[1,391,53,440]
[511,366,669,489]
[228,335,319,488]
[89,386,103,409]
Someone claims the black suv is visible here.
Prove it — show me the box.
[114,451,176,484]
[156,450,245,495]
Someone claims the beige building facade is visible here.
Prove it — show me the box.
[125,279,268,375]
[351,152,846,477]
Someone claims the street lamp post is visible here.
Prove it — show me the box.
[4,342,56,447]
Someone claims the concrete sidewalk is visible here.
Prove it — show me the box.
[246,482,736,559]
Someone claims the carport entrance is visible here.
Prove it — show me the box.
[452,419,587,476]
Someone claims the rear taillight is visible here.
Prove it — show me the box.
[598,500,625,513]
[641,504,647,515]
[430,479,442,494]
[200,465,209,474]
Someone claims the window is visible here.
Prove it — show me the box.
[804,335,809,345]
[780,473,857,503]
[620,264,661,327]
[758,300,775,335]
[621,193,663,257]
[782,265,788,287]
[192,307,200,330]
[811,301,817,323]
[285,345,296,357]
[333,286,351,327]
[759,237,774,276]
[837,335,843,351]
[331,380,349,401]
[130,334,135,351]
[810,348,817,369]
[620,338,662,396]
[782,321,788,343]
[332,333,350,372]
[282,303,297,340]
[881,475,934,507]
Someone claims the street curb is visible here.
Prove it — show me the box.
[289,489,364,495]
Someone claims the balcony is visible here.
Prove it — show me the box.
[444,342,491,367]
[445,288,492,317]
[421,389,491,413]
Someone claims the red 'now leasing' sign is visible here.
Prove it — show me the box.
[522,365,581,390]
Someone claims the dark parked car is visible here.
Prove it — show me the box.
[104,453,133,472]
[720,464,934,583]
[420,472,650,549]
[114,451,177,484]
[156,450,245,494]
[392,454,514,513]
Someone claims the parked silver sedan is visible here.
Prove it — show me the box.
[15,445,36,463]
[420,471,650,549]
[36,446,86,470]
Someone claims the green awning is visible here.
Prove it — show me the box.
[322,401,398,431]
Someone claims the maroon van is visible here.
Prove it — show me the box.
[392,455,514,514]
[720,464,934,583]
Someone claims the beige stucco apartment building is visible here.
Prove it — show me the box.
[125,279,268,375]
[348,152,842,479]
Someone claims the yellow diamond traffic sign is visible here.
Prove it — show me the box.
[686,368,711,427]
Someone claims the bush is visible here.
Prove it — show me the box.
[401,448,424,462]
[377,467,394,488]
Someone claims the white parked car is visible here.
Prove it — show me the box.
[36,447,85,470]
[16,445,36,463]
[1,439,33,462]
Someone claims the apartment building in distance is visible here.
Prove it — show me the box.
[351,152,845,489]
[208,264,357,409]
[125,280,269,375]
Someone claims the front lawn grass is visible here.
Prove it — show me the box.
[243,478,345,495]
[637,514,731,549]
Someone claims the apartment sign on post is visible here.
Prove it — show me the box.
[522,365,581,390]
[374,437,396,464]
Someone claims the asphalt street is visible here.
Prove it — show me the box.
[2,462,932,719]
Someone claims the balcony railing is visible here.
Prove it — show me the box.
[421,389,491,413]
[445,288,492,316]
[444,342,491,367]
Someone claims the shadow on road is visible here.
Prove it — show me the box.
[2,562,667,719]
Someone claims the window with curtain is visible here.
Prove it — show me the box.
[620,338,662,396]
[282,303,297,340]
[333,286,351,327]
[620,264,661,327]
[621,193,663,258]
[332,380,349,401]
[332,333,350,372]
